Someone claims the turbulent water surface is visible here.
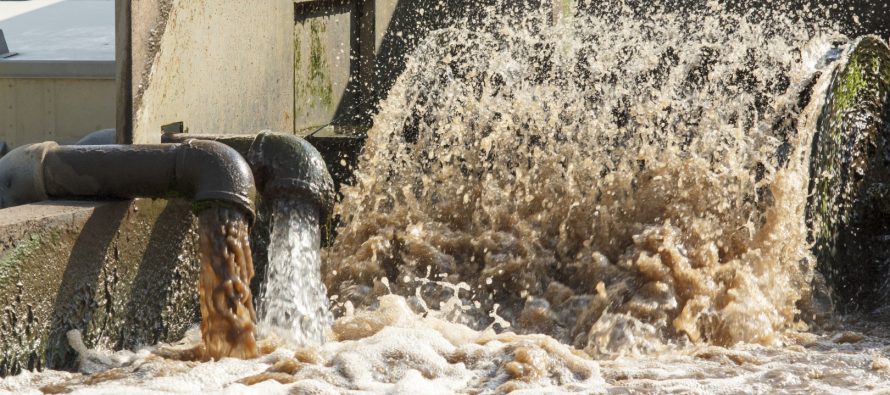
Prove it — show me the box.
[5,2,890,393]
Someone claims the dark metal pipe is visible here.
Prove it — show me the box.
[162,132,335,219]
[0,140,256,219]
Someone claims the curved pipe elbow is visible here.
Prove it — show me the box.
[247,132,335,218]
[0,140,256,221]
[174,140,256,217]
[163,131,336,219]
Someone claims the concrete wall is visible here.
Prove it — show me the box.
[125,0,294,144]
[0,199,201,375]
[0,78,115,148]
[0,0,117,149]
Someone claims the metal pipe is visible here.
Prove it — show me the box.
[0,140,256,219]
[162,131,335,219]
[75,129,116,145]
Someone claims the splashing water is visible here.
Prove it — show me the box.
[325,2,842,350]
[258,200,333,345]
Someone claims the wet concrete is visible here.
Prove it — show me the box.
[0,199,202,375]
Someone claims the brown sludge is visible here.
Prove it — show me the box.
[197,206,258,360]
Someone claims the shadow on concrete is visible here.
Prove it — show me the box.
[44,201,128,371]
[116,201,197,350]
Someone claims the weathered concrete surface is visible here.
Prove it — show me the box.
[0,199,202,375]
[128,0,294,144]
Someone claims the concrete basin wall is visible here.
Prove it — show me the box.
[0,199,201,375]
[122,0,295,145]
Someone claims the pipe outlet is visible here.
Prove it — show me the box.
[248,132,335,217]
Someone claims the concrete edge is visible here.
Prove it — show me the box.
[0,60,115,79]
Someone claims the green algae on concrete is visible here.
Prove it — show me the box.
[295,19,335,126]
[807,36,890,312]
[0,233,52,286]
[294,7,353,132]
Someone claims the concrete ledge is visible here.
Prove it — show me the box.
[0,60,115,80]
[0,199,201,375]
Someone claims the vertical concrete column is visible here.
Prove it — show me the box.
[115,0,132,144]
[120,0,294,144]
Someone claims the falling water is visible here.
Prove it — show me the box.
[258,200,332,345]
[325,1,843,349]
[197,206,258,360]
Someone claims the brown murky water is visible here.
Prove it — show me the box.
[324,1,836,351]
[197,206,258,360]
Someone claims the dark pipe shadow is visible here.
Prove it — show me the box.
[250,197,272,308]
[116,201,197,350]
[44,201,128,371]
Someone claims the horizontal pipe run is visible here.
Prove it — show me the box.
[0,140,256,220]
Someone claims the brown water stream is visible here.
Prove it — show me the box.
[197,206,258,360]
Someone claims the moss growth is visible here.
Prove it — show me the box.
[808,37,890,310]
[834,57,866,111]
[308,20,334,109]
[0,234,47,286]
[295,19,335,123]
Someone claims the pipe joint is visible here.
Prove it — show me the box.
[162,131,336,220]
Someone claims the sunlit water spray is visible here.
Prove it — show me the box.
[258,200,332,345]
[325,1,843,349]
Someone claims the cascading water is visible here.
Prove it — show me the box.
[325,1,841,349]
[258,200,332,345]
[197,206,258,360]
[5,2,890,393]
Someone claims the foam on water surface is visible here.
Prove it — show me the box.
[2,296,890,393]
